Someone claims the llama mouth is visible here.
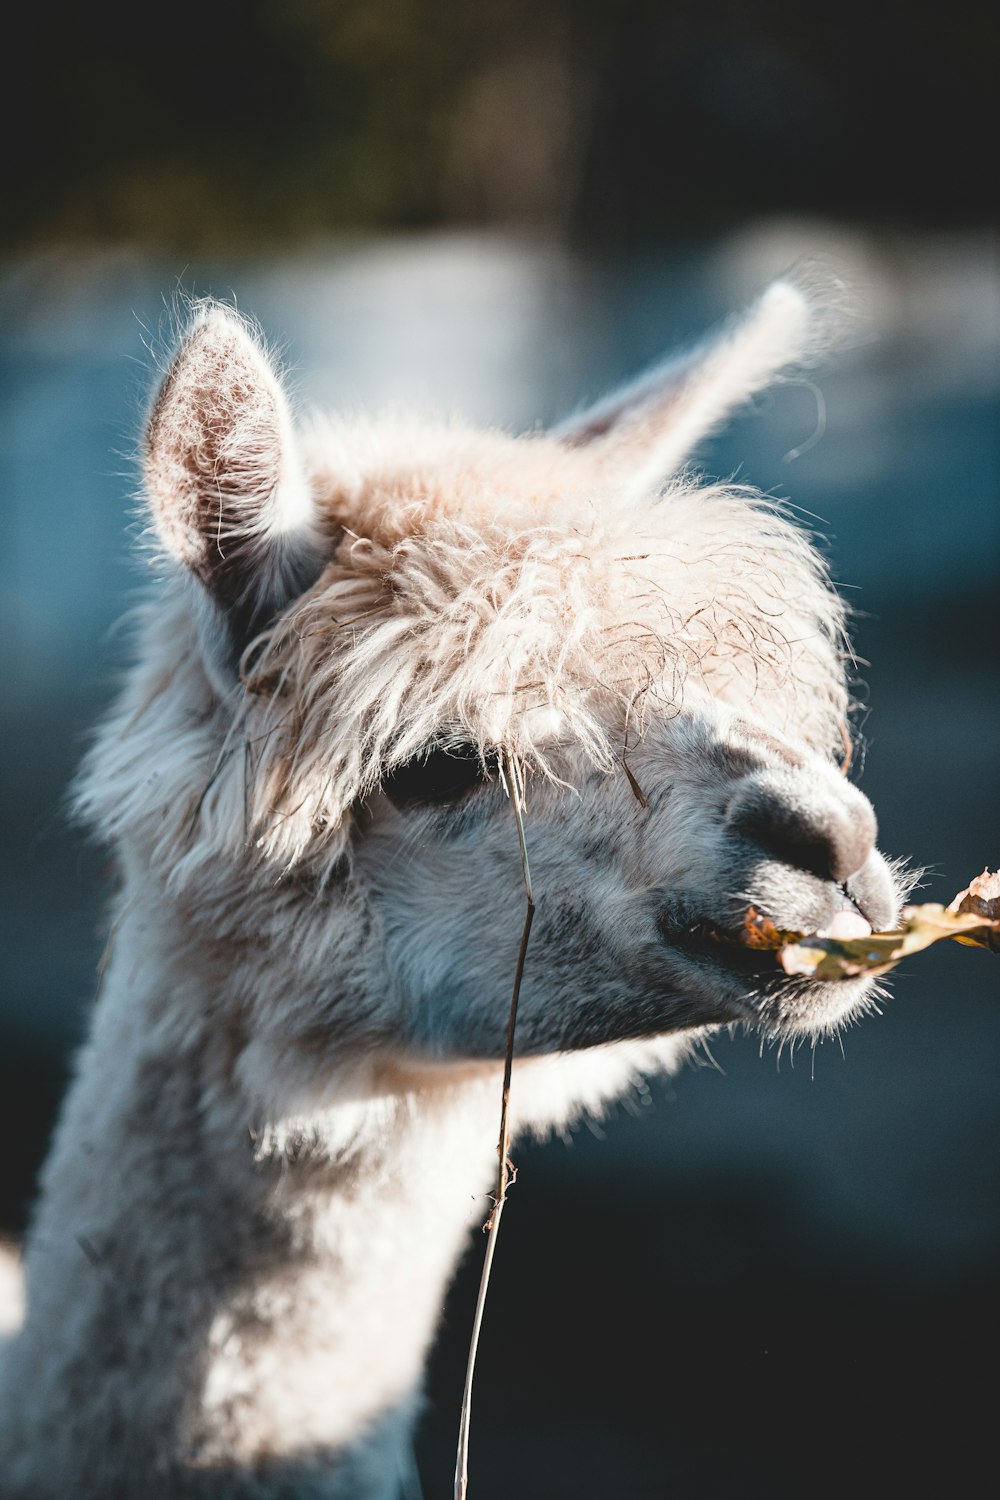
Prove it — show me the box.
[661,905,874,985]
[666,919,783,979]
[658,908,886,1039]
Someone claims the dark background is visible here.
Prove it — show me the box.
[2,4,998,1496]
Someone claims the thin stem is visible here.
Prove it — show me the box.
[453,751,534,1500]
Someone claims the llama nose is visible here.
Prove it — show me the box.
[725,769,877,884]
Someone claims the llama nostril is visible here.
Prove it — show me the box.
[725,773,877,885]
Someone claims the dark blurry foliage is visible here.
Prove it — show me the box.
[4,0,993,251]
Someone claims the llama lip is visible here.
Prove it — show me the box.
[819,909,872,940]
[662,908,872,983]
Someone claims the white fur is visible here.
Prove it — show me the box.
[0,283,905,1497]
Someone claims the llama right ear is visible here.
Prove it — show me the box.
[144,304,325,651]
[556,279,820,498]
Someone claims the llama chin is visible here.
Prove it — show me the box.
[0,278,905,1497]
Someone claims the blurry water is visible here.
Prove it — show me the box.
[1,223,997,1496]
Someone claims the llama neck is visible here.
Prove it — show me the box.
[0,898,499,1498]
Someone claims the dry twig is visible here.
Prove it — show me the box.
[454,751,535,1500]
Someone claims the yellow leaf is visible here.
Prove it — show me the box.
[733,867,1000,981]
[779,902,1000,980]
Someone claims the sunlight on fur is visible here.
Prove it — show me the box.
[0,276,907,1499]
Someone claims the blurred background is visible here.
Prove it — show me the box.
[2,2,997,1495]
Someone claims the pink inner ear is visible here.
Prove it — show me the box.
[145,315,287,608]
[142,307,322,624]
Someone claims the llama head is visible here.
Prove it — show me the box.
[80,282,904,1081]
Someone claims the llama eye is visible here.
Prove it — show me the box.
[380,744,492,809]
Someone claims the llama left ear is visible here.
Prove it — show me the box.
[556,279,818,497]
[144,303,325,652]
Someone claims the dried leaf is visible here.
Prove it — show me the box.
[739,867,1000,981]
[779,902,1000,979]
[740,906,800,950]
[947,867,1000,924]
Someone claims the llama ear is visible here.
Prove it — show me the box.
[144,304,324,649]
[556,279,818,497]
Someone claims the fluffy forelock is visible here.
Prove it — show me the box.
[243,418,847,864]
[77,415,849,881]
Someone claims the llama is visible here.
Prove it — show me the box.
[0,278,903,1497]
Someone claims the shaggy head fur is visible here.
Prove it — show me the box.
[1,279,907,1498]
[82,285,850,871]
